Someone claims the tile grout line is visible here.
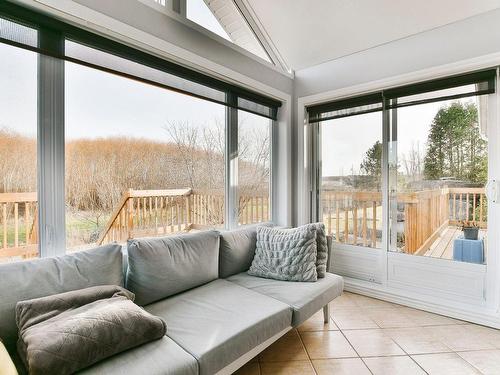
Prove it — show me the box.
[387,334,430,374]
[454,350,491,374]
[337,309,432,375]
[334,298,378,374]
[336,326,374,375]
[295,329,318,375]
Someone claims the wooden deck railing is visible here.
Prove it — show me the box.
[448,187,487,227]
[97,189,270,246]
[402,188,449,254]
[322,187,487,255]
[0,192,38,259]
[97,188,194,245]
[322,191,382,248]
[0,186,483,260]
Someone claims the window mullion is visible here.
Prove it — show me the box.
[37,29,65,257]
[225,94,238,229]
[381,97,390,284]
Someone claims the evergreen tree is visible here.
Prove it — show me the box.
[423,101,487,183]
[360,140,382,189]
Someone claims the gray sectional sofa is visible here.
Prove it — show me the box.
[0,225,344,375]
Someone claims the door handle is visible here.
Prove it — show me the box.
[486,179,498,203]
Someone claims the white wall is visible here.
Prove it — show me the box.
[71,0,294,95]
[295,8,500,98]
[292,8,500,225]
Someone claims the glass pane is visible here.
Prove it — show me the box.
[0,43,38,262]
[65,40,226,104]
[238,111,271,225]
[320,112,383,248]
[187,0,231,40]
[65,59,225,252]
[0,17,37,47]
[186,0,271,63]
[389,94,488,264]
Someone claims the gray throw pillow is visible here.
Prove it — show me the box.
[248,225,318,282]
[16,285,166,375]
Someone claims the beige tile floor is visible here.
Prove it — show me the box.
[234,292,500,375]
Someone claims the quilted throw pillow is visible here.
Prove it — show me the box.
[16,285,166,375]
[248,225,318,282]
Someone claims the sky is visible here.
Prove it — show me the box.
[186,0,230,40]
[0,33,483,178]
[321,96,480,177]
[0,2,234,142]
[0,42,262,144]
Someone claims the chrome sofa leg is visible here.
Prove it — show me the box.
[323,304,330,324]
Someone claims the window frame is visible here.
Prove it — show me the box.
[307,68,499,291]
[0,7,276,258]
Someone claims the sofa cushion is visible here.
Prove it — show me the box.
[16,285,166,375]
[227,272,343,326]
[126,231,220,305]
[248,225,318,282]
[314,223,328,278]
[0,244,123,351]
[78,336,198,375]
[145,279,292,375]
[218,225,257,278]
[218,223,275,278]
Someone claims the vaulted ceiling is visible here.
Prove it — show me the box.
[244,0,500,71]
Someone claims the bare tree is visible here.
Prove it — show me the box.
[401,141,424,184]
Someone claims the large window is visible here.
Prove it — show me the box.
[0,43,38,262]
[0,6,280,261]
[65,60,225,251]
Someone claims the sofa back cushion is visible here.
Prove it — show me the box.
[126,231,220,305]
[0,244,123,351]
[218,225,258,278]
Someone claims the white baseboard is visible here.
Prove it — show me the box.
[343,277,500,329]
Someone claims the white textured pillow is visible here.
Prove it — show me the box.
[313,223,328,278]
[248,225,318,282]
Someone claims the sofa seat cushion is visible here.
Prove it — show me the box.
[227,272,344,326]
[78,336,198,375]
[145,279,292,375]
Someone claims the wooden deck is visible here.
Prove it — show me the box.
[423,226,487,260]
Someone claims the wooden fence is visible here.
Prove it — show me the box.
[321,187,487,255]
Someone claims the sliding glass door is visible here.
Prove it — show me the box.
[388,91,489,262]
[310,69,498,295]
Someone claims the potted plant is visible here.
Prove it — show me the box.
[460,221,479,240]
